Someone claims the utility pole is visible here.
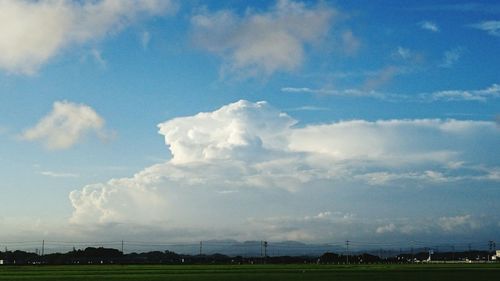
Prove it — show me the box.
[41,240,45,258]
[488,240,495,262]
[468,243,472,260]
[493,241,497,262]
[411,247,414,263]
[121,240,124,254]
[199,241,202,256]
[264,241,268,261]
[451,245,455,261]
[345,240,350,264]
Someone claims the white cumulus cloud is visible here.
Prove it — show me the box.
[158,100,295,164]
[22,101,108,150]
[191,0,335,78]
[0,0,177,74]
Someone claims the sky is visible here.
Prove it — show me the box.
[0,0,499,249]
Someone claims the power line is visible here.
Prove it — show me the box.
[1,239,498,258]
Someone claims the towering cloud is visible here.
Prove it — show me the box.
[158,100,295,164]
[69,100,500,241]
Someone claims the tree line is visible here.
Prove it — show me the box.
[0,247,496,265]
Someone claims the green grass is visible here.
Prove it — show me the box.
[0,264,499,280]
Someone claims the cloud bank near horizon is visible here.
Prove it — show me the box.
[67,100,500,242]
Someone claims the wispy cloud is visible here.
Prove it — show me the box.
[375,214,485,236]
[286,106,330,111]
[40,171,79,178]
[363,65,402,90]
[419,21,439,32]
[0,126,8,135]
[281,87,392,100]
[393,47,412,60]
[141,31,151,50]
[439,47,465,68]
[391,47,425,64]
[470,20,500,36]
[423,83,500,102]
[341,30,361,55]
[359,48,425,90]
[282,84,500,102]
[414,3,500,14]
[90,49,107,68]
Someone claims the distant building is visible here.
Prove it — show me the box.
[0,260,3,265]
[426,250,434,262]
[492,250,500,261]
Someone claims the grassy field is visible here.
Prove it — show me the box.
[0,264,499,281]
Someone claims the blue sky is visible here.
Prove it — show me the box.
[0,0,499,248]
